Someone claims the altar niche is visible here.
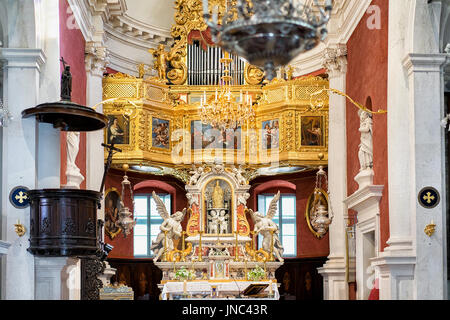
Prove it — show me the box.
[203,178,233,236]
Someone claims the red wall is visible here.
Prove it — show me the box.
[105,170,188,258]
[59,0,87,189]
[346,0,389,250]
[249,171,330,259]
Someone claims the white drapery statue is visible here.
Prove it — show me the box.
[65,132,85,189]
[248,191,284,262]
[358,110,373,171]
[151,191,187,262]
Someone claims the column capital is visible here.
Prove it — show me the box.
[0,48,46,72]
[322,44,348,78]
[402,53,448,76]
[85,41,109,76]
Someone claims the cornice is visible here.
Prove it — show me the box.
[0,48,46,72]
[292,0,372,77]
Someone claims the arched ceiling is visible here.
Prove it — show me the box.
[100,0,175,75]
[124,0,174,32]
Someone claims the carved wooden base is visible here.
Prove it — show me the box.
[27,189,101,257]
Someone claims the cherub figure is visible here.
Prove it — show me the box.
[189,165,204,185]
[232,166,247,186]
[217,210,229,234]
[150,191,187,262]
[208,210,219,234]
[248,191,284,262]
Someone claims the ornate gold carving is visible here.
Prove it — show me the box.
[245,242,269,262]
[245,65,265,85]
[167,243,193,262]
[14,220,26,237]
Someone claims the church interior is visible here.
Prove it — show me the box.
[0,0,450,301]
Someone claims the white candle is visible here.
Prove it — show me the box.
[269,280,273,295]
[183,280,187,294]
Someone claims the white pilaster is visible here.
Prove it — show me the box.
[0,48,45,300]
[85,41,108,221]
[318,44,349,300]
[35,257,81,300]
[404,53,448,300]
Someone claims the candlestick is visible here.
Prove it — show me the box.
[198,231,203,262]
[269,280,273,294]
[183,280,187,294]
[181,231,186,262]
[163,230,168,262]
[234,231,239,262]
[270,229,275,262]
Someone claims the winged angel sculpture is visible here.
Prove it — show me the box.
[150,191,187,262]
[248,191,284,262]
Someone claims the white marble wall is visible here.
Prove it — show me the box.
[373,0,449,300]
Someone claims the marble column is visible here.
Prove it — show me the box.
[35,257,81,300]
[317,44,349,300]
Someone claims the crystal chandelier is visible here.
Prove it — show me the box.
[202,0,333,80]
[200,52,255,130]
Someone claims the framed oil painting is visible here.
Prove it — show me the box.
[191,120,241,150]
[301,116,324,147]
[261,119,280,150]
[105,188,122,239]
[107,115,130,145]
[152,117,170,149]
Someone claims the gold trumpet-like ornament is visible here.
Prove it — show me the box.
[14,220,26,237]
[424,221,436,237]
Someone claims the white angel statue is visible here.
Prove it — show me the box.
[248,191,284,262]
[150,191,187,262]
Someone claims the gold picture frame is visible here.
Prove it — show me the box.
[104,187,122,240]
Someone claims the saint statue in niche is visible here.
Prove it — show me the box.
[205,179,232,234]
[358,110,373,171]
[212,181,224,208]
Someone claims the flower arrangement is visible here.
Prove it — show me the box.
[175,266,196,281]
[247,266,266,281]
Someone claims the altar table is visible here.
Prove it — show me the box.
[159,281,280,300]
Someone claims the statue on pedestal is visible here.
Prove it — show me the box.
[151,191,187,261]
[65,132,85,189]
[149,44,169,81]
[358,110,373,171]
[248,191,284,262]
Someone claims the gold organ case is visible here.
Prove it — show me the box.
[102,0,329,180]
